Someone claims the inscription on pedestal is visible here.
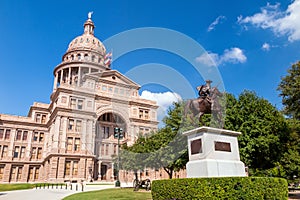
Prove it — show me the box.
[191,139,202,155]
[214,141,231,152]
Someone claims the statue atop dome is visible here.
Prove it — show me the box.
[88,11,93,19]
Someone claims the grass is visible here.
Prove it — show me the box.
[63,188,152,200]
[0,183,36,192]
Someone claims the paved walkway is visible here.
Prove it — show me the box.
[0,183,119,200]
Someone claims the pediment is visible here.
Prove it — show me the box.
[84,70,140,89]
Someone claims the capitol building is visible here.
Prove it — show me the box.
[0,15,162,183]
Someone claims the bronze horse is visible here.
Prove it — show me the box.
[184,87,223,126]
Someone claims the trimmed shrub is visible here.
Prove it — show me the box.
[151,177,288,200]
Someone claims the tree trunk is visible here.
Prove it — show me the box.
[163,167,173,179]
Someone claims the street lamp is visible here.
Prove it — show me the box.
[114,127,123,187]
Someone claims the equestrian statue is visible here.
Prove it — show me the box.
[184,80,223,126]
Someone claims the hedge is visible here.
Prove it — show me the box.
[151,177,288,200]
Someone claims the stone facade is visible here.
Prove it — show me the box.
[0,16,171,183]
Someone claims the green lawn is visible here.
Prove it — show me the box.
[63,188,152,200]
[0,183,36,192]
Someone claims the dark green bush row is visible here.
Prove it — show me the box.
[151,177,288,200]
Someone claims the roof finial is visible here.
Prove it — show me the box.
[88,11,93,19]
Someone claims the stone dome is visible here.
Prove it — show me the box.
[66,18,106,56]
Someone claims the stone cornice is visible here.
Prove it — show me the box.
[130,117,159,125]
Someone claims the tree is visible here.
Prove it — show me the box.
[278,61,300,120]
[224,91,290,173]
[119,101,192,179]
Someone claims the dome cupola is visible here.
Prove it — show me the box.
[65,12,106,57]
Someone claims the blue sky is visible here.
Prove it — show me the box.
[0,0,300,118]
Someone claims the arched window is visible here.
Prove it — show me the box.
[92,55,95,62]
[71,55,74,61]
[84,54,89,61]
[77,54,81,60]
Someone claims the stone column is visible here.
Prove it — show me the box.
[8,129,16,160]
[57,157,65,180]
[86,120,93,154]
[3,164,11,183]
[77,67,81,86]
[53,73,58,91]
[82,119,87,153]
[52,116,61,153]
[60,70,63,84]
[68,67,71,84]
[60,117,67,153]
[111,162,114,180]
[49,157,59,182]
[26,130,33,160]
[98,160,102,179]
[21,164,29,182]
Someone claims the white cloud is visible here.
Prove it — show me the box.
[207,16,226,32]
[140,91,182,123]
[195,47,247,66]
[238,0,300,42]
[195,52,219,67]
[262,42,271,51]
[220,47,247,64]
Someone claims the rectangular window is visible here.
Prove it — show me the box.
[31,147,37,160]
[34,168,39,180]
[73,161,78,176]
[77,100,83,110]
[145,111,149,119]
[138,109,150,120]
[22,131,28,141]
[41,115,46,124]
[70,98,76,109]
[4,129,10,140]
[0,129,4,139]
[16,130,22,140]
[76,120,82,132]
[0,165,4,180]
[67,137,73,151]
[37,148,42,159]
[39,133,44,142]
[14,146,20,158]
[33,132,38,142]
[68,119,74,131]
[35,114,41,123]
[29,167,34,181]
[65,161,71,176]
[2,146,8,158]
[139,110,143,119]
[11,167,16,181]
[74,138,80,151]
[17,167,22,181]
[20,147,26,159]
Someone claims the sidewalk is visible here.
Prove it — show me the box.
[289,190,300,199]
[0,183,116,200]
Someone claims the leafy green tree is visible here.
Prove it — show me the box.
[224,91,290,173]
[278,119,300,180]
[119,101,192,179]
[278,61,300,120]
